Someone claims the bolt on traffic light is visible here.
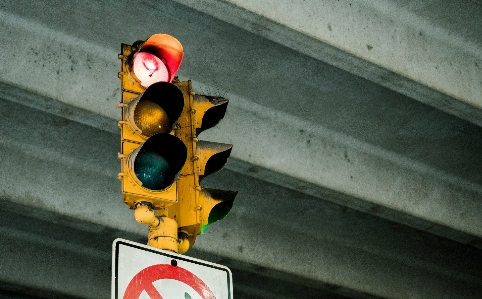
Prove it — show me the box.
[118,33,237,254]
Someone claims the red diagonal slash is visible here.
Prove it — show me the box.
[123,264,216,299]
[144,281,164,299]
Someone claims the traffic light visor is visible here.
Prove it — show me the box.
[132,34,183,86]
[129,134,187,191]
[197,141,233,182]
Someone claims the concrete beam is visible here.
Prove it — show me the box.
[176,0,482,126]
[0,96,482,298]
[2,0,482,298]
[0,0,481,247]
[0,88,482,298]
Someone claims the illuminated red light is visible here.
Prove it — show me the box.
[131,33,183,88]
[133,52,169,87]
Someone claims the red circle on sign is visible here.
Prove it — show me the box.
[123,264,216,299]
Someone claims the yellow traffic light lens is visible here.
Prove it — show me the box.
[133,52,169,87]
[134,100,170,137]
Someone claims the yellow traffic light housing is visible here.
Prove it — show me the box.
[118,34,236,254]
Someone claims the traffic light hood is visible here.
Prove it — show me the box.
[193,95,229,136]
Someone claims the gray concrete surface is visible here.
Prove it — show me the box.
[0,0,481,298]
[1,96,482,298]
[177,0,482,124]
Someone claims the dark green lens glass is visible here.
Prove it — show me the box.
[134,151,172,190]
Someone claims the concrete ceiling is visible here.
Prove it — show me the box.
[0,1,481,298]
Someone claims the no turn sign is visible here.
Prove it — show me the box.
[112,239,233,299]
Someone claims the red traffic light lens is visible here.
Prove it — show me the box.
[133,52,169,87]
[131,34,183,87]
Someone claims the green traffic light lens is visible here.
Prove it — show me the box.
[131,133,187,191]
[134,151,173,190]
[201,224,208,234]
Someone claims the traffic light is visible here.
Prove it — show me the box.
[118,33,236,254]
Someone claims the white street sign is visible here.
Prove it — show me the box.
[112,239,233,299]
